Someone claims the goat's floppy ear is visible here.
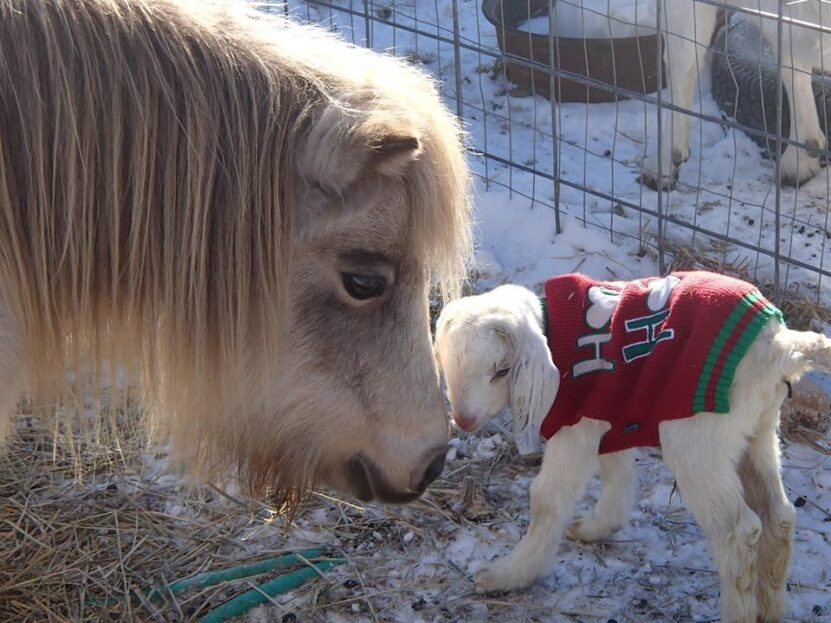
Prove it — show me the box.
[506,319,559,455]
[300,108,422,194]
[434,302,461,373]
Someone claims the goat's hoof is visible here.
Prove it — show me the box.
[756,594,787,623]
[568,516,617,542]
[474,559,527,594]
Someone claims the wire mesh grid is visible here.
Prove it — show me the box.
[274,0,831,311]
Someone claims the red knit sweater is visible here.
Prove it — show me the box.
[541,271,782,454]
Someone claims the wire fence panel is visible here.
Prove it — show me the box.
[275,0,831,316]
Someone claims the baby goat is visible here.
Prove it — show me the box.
[435,271,831,623]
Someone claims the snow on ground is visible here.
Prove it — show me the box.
[472,188,656,289]
[246,413,831,622]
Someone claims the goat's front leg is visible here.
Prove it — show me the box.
[474,418,607,594]
[569,449,637,542]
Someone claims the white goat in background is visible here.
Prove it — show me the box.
[641,0,831,189]
[435,273,831,623]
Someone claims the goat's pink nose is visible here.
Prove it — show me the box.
[453,414,478,432]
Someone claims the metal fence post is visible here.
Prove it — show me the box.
[655,0,665,274]
[548,0,561,235]
[362,0,372,48]
[773,0,784,302]
[451,0,464,119]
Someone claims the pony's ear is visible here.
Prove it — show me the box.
[368,134,422,177]
[300,109,422,193]
[507,320,559,455]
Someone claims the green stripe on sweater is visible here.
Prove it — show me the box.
[711,303,783,412]
[692,291,761,413]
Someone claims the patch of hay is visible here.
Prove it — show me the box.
[781,377,831,453]
[0,408,547,622]
[0,409,307,622]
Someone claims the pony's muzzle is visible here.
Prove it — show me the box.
[347,446,447,504]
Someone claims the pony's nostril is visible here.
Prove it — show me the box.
[346,455,374,502]
[415,450,446,493]
[425,452,445,483]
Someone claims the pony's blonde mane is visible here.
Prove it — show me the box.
[0,0,471,487]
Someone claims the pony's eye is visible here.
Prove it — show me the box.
[341,273,387,300]
[493,367,510,380]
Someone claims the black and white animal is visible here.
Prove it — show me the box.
[435,275,831,623]
[640,1,830,189]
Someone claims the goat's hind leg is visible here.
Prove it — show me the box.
[663,422,761,623]
[738,408,795,623]
[569,449,636,542]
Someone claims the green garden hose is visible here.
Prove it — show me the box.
[198,558,345,623]
[147,548,326,600]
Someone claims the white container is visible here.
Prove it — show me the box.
[518,0,657,39]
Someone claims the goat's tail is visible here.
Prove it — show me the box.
[774,327,831,378]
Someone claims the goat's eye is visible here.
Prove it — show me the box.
[493,367,510,380]
[341,272,387,300]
